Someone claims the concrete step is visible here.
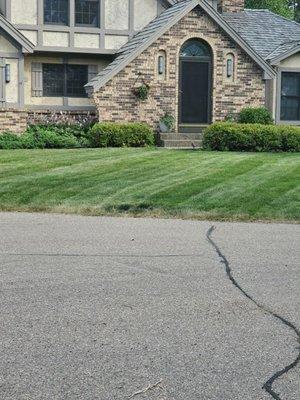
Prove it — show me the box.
[162,139,202,149]
[159,133,203,140]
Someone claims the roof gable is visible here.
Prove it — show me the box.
[267,41,300,65]
[0,14,34,53]
[86,0,275,93]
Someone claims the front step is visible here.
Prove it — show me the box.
[158,132,204,149]
[163,139,202,149]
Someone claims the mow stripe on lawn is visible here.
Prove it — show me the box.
[0,149,299,221]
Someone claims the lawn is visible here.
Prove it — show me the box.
[0,148,299,221]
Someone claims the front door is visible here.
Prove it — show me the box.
[178,39,212,132]
[179,60,210,125]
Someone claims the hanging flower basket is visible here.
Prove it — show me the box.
[133,83,150,101]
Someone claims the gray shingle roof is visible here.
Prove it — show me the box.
[223,9,300,61]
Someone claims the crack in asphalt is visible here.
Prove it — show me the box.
[206,225,300,400]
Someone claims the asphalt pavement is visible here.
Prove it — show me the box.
[0,212,299,400]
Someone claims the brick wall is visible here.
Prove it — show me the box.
[0,109,28,134]
[0,109,97,135]
[27,110,97,126]
[92,9,265,131]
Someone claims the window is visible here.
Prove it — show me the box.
[66,65,88,97]
[44,0,69,25]
[75,0,99,26]
[281,72,300,121]
[43,64,88,97]
[180,39,211,58]
[43,64,64,96]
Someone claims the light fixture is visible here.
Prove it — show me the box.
[226,58,233,78]
[158,55,165,75]
[5,64,10,83]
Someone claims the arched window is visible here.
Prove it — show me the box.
[157,50,167,80]
[225,53,235,81]
[180,39,211,58]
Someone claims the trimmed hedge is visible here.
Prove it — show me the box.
[238,107,273,125]
[89,122,154,147]
[203,123,300,152]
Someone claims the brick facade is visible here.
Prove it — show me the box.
[218,0,245,13]
[92,9,265,132]
[0,109,28,134]
[27,110,97,126]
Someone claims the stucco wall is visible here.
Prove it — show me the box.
[92,9,265,130]
[43,32,70,47]
[134,0,158,30]
[0,32,20,106]
[19,30,38,46]
[74,33,100,49]
[279,52,300,68]
[105,0,129,30]
[0,33,18,52]
[5,58,19,103]
[11,0,37,25]
[24,54,110,108]
[105,35,128,50]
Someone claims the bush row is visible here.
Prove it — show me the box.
[89,122,154,147]
[0,123,155,149]
[203,123,300,152]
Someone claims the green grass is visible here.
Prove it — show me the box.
[0,148,299,222]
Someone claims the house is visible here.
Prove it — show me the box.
[0,0,300,139]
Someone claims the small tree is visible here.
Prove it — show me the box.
[245,0,294,19]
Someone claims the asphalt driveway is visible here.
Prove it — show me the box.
[0,213,299,400]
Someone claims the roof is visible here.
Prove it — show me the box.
[0,13,34,53]
[86,0,275,93]
[223,10,300,63]
[267,40,300,64]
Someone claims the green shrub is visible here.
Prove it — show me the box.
[0,133,24,149]
[238,107,273,125]
[21,130,80,149]
[0,125,86,150]
[90,122,155,147]
[203,122,300,152]
[27,124,93,147]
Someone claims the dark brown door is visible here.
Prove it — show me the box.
[179,60,210,124]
